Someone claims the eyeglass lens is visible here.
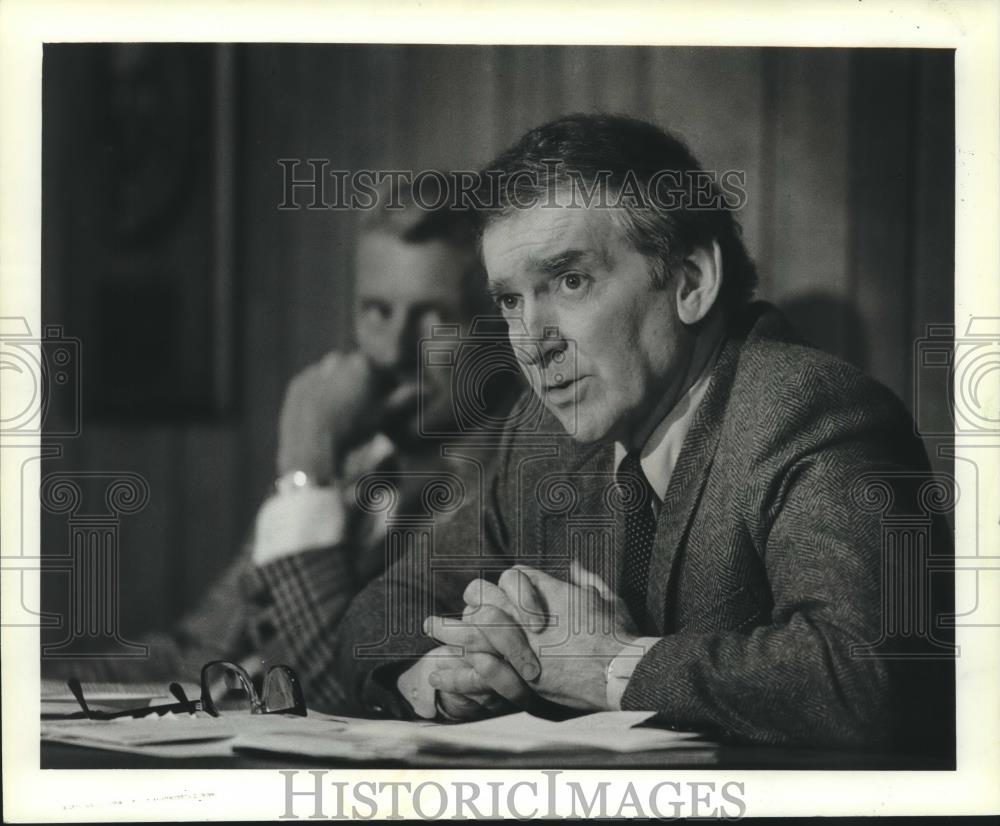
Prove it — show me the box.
[262,668,298,713]
[202,662,256,713]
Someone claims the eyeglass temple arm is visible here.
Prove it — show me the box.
[169,682,198,713]
[67,678,92,716]
[66,678,200,720]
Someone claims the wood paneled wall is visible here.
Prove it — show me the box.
[42,46,953,634]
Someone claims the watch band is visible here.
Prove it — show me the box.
[605,637,658,710]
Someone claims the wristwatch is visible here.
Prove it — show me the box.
[274,470,322,495]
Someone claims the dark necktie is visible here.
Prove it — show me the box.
[617,451,657,630]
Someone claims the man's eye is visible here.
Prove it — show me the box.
[498,295,521,312]
[360,301,391,322]
[557,272,590,294]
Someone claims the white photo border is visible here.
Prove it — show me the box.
[2,0,998,820]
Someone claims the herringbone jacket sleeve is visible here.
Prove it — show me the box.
[620,359,953,751]
[327,441,517,717]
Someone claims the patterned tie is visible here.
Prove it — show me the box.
[617,451,657,630]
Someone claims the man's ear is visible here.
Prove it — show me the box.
[674,239,723,325]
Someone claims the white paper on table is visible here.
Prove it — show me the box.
[413,711,714,754]
[42,710,348,749]
[42,709,714,761]
[232,711,714,759]
[232,711,714,757]
[41,710,437,760]
[42,713,240,748]
[231,715,438,760]
[43,730,236,759]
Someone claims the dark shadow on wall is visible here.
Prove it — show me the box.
[780,291,870,372]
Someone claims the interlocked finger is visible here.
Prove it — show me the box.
[425,611,540,682]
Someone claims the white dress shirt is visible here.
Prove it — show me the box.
[253,434,395,565]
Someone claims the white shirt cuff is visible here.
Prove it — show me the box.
[252,485,346,566]
[606,636,660,710]
[397,656,439,719]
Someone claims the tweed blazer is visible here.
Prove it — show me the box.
[329,302,954,752]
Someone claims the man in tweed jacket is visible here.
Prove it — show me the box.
[327,114,953,754]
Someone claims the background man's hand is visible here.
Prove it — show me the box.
[276,351,382,482]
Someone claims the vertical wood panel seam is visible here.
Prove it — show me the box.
[756,49,779,301]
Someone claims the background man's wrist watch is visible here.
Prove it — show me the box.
[274,470,323,495]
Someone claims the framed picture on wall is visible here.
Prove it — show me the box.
[42,43,238,420]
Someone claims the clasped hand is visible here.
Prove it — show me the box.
[421,562,640,718]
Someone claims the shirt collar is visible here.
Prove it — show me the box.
[613,337,722,502]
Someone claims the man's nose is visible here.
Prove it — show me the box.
[374,315,413,371]
[515,306,567,368]
[380,310,440,372]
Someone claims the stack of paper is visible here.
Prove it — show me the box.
[230,711,714,760]
[42,708,715,761]
[413,711,710,754]
[41,710,436,760]
[42,714,238,758]
[42,711,349,759]
[232,716,439,761]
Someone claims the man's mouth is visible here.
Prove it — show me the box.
[545,376,575,391]
[384,380,420,413]
[543,375,584,404]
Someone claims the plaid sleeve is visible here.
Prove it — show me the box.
[251,545,359,710]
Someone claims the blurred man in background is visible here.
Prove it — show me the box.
[44,180,519,710]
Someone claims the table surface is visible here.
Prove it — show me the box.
[39,694,954,771]
[40,740,953,771]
